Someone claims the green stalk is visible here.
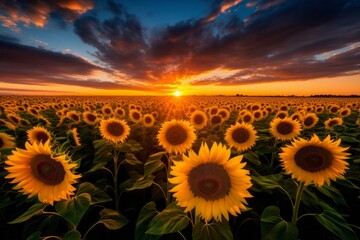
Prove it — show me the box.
[292,182,305,224]
[113,142,120,212]
[166,153,172,206]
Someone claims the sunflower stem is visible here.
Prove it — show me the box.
[166,153,172,206]
[114,142,120,212]
[270,138,278,169]
[292,182,305,224]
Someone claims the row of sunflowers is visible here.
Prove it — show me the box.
[0,96,359,240]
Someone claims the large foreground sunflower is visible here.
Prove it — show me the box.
[100,118,130,143]
[157,119,196,154]
[225,123,258,152]
[5,141,80,205]
[279,134,350,187]
[169,142,252,222]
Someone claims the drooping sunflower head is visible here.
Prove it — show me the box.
[67,128,81,147]
[190,110,208,129]
[27,126,52,145]
[279,134,350,187]
[100,118,130,143]
[129,109,143,123]
[0,132,16,150]
[324,117,343,131]
[225,122,258,152]
[142,114,155,127]
[5,141,81,205]
[302,113,319,129]
[169,142,252,222]
[270,117,302,141]
[157,119,196,154]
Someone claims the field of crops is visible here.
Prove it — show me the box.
[0,95,359,240]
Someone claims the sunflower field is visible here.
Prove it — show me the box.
[0,96,359,240]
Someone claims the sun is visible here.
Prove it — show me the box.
[174,91,182,97]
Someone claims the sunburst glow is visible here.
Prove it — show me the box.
[174,91,182,97]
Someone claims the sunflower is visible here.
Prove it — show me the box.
[218,109,230,121]
[241,112,254,124]
[28,108,40,117]
[252,110,263,121]
[67,128,81,147]
[0,133,16,150]
[157,119,196,154]
[27,126,52,144]
[66,111,81,123]
[5,141,80,205]
[169,142,252,222]
[102,105,113,116]
[142,114,155,127]
[114,107,126,118]
[279,134,350,187]
[302,113,319,129]
[275,111,288,119]
[339,108,351,118]
[210,115,223,126]
[209,106,219,116]
[129,109,143,123]
[290,113,303,122]
[7,113,21,126]
[270,117,302,141]
[83,111,98,125]
[0,119,16,130]
[324,117,343,131]
[225,123,258,152]
[190,110,208,129]
[100,118,130,143]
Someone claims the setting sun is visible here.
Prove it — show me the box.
[174,91,182,97]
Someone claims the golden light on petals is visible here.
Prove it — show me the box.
[157,119,196,154]
[5,141,80,205]
[0,132,16,150]
[100,118,130,143]
[279,134,350,187]
[27,126,52,145]
[225,122,258,152]
[270,117,302,141]
[169,142,252,222]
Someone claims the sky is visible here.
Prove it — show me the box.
[0,0,359,96]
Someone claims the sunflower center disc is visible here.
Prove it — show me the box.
[36,132,49,144]
[30,154,65,185]
[87,114,96,122]
[117,110,123,115]
[194,115,204,125]
[278,113,286,119]
[328,120,338,127]
[188,163,230,200]
[294,146,333,172]
[243,115,251,122]
[105,109,111,114]
[232,128,250,143]
[131,112,139,120]
[219,111,226,118]
[276,122,294,135]
[211,115,222,124]
[71,114,79,121]
[10,116,19,124]
[165,125,187,145]
[107,122,124,136]
[304,117,314,126]
[145,117,152,123]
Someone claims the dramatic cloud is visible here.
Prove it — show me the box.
[0,0,94,31]
[0,37,157,91]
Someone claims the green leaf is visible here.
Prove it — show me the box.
[315,202,358,240]
[317,185,347,207]
[126,175,155,191]
[144,154,165,176]
[9,202,47,224]
[63,231,81,240]
[123,153,143,165]
[55,193,91,226]
[77,182,112,205]
[135,202,160,240]
[261,206,298,240]
[146,201,189,235]
[98,208,128,230]
[340,135,359,143]
[93,139,113,164]
[192,220,233,240]
[244,151,261,166]
[251,174,283,192]
[26,231,41,240]
[117,139,143,152]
